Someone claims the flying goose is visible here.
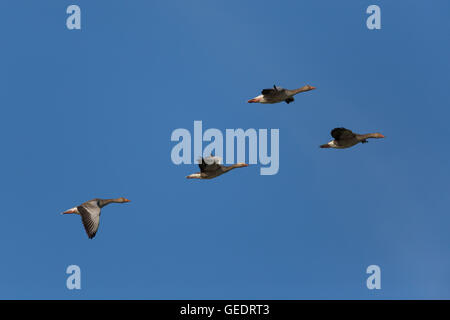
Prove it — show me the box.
[320,127,385,149]
[186,155,248,179]
[248,84,316,104]
[62,197,130,239]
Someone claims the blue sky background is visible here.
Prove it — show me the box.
[0,0,449,299]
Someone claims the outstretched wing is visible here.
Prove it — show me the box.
[261,88,276,95]
[331,127,355,140]
[198,156,222,173]
[261,85,284,96]
[78,203,101,239]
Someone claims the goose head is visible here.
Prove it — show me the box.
[303,85,316,91]
[233,163,249,168]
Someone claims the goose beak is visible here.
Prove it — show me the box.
[309,86,316,90]
[380,134,385,138]
[62,209,75,215]
[124,199,131,203]
[248,98,258,103]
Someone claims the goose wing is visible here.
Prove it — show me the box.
[78,201,101,239]
[331,127,355,140]
[198,156,222,173]
[261,85,284,96]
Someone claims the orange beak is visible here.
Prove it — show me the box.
[62,209,76,215]
[309,86,316,90]
[248,98,258,103]
[123,199,131,203]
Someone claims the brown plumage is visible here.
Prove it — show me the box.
[248,84,316,104]
[62,197,131,239]
[320,127,385,149]
[186,156,248,180]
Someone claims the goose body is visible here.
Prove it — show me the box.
[320,127,385,149]
[248,84,315,104]
[62,197,130,239]
[186,155,248,180]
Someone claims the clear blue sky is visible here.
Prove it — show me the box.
[0,0,449,299]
